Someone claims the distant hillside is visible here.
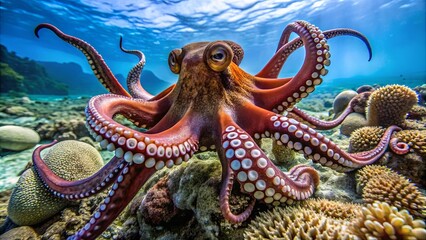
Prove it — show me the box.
[38,61,108,95]
[39,61,171,96]
[0,44,68,95]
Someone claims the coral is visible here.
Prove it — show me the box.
[348,126,385,153]
[333,90,358,117]
[407,105,426,119]
[366,85,418,127]
[0,226,40,239]
[139,177,178,225]
[355,165,393,193]
[362,170,426,218]
[0,125,40,151]
[7,140,103,226]
[395,130,426,157]
[244,206,354,240]
[349,202,426,240]
[301,198,361,220]
[340,112,368,136]
[271,139,296,165]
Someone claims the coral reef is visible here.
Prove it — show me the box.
[7,140,103,226]
[0,125,40,151]
[366,85,418,127]
[349,202,426,240]
[348,126,385,153]
[244,206,354,239]
[356,165,426,218]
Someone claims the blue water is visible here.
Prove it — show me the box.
[0,0,425,91]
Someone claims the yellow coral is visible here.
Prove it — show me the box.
[366,85,418,127]
[349,127,385,153]
[349,202,426,240]
[362,172,426,218]
[355,165,394,192]
[244,206,354,239]
[395,130,426,157]
[301,198,361,220]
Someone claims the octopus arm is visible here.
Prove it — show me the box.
[69,109,201,239]
[70,163,157,240]
[34,23,131,97]
[262,112,409,172]
[119,37,155,100]
[289,105,353,130]
[217,111,319,223]
[88,94,173,129]
[32,141,126,199]
[251,21,331,112]
[256,28,372,78]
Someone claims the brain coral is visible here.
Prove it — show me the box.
[349,202,426,240]
[244,206,354,240]
[362,171,426,218]
[7,140,104,226]
[348,126,385,153]
[366,85,418,127]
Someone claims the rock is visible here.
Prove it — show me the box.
[340,113,368,136]
[3,106,34,117]
[356,85,375,93]
[0,125,40,151]
[7,140,104,226]
[19,97,33,104]
[333,90,358,117]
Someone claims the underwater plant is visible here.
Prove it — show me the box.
[27,20,411,239]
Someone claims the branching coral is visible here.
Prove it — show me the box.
[349,127,385,153]
[356,165,426,218]
[244,206,354,239]
[349,202,426,240]
[366,85,418,127]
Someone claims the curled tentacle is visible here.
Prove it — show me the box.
[219,168,256,223]
[217,112,319,223]
[252,21,331,112]
[119,37,154,100]
[389,138,410,155]
[35,23,130,97]
[33,141,125,200]
[256,28,372,78]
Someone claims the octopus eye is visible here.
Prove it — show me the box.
[204,42,233,72]
[168,49,181,74]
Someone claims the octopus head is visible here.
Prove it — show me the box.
[168,41,251,108]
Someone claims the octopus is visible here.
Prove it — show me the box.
[32,20,408,240]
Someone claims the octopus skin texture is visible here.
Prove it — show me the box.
[31,21,409,240]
